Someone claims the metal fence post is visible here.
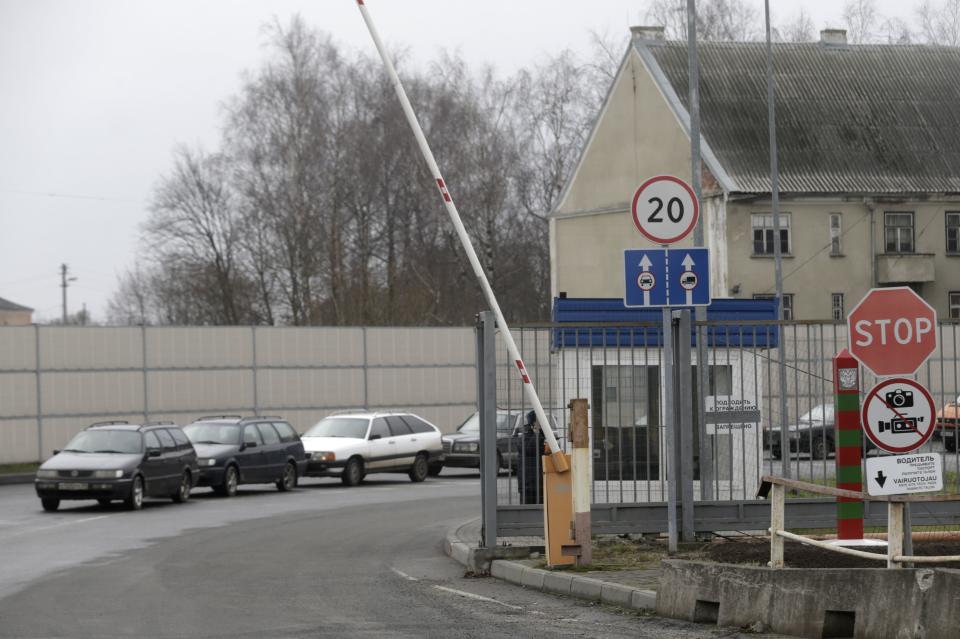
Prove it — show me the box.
[35,324,43,460]
[663,308,678,552]
[141,324,150,422]
[478,312,497,549]
[251,326,259,416]
[362,327,370,411]
[677,309,695,541]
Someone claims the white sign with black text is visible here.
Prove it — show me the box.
[704,396,760,435]
[865,452,943,496]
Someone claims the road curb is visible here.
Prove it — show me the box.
[0,473,34,486]
[444,518,657,612]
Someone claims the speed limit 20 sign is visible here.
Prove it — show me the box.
[631,175,700,244]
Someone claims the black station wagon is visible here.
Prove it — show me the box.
[35,421,199,511]
[183,416,309,496]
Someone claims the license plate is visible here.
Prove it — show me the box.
[58,482,88,491]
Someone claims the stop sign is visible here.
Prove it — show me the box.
[847,287,938,377]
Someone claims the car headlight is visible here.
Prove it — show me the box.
[92,470,124,479]
[198,458,218,467]
[454,442,479,453]
[311,451,336,462]
[36,469,58,478]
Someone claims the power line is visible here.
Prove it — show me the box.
[0,188,145,204]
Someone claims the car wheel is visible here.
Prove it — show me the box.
[342,458,363,487]
[215,465,239,497]
[811,438,827,460]
[97,499,112,506]
[408,453,428,483]
[41,498,60,512]
[124,476,144,511]
[277,462,297,492]
[427,462,443,477]
[172,471,191,503]
[771,446,782,460]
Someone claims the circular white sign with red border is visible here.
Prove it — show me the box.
[861,378,937,454]
[631,175,700,244]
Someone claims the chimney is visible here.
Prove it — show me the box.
[631,26,666,44]
[820,28,848,46]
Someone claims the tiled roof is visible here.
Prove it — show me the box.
[644,40,960,194]
[0,296,33,312]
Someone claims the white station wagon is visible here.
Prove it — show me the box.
[301,412,444,486]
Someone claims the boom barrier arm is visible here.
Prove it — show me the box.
[354,0,568,471]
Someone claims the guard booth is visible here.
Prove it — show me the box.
[550,297,778,502]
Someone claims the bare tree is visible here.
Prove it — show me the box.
[145,147,249,324]
[917,0,960,45]
[644,0,760,41]
[843,0,879,43]
[779,9,816,43]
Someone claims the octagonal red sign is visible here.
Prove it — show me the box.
[847,287,938,377]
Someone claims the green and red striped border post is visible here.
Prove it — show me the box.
[834,348,863,539]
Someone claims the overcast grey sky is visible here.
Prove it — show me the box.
[0,0,916,322]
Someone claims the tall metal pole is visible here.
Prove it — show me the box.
[478,312,498,549]
[355,0,567,471]
[687,0,713,500]
[688,0,702,248]
[764,0,791,478]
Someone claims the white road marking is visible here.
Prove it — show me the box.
[1,515,109,540]
[432,585,523,610]
[390,567,418,582]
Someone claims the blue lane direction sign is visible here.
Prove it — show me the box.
[667,248,710,307]
[624,249,667,307]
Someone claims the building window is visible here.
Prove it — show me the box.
[752,213,791,255]
[885,212,914,253]
[831,293,844,321]
[829,213,842,255]
[947,212,960,254]
[754,293,794,320]
[950,292,960,320]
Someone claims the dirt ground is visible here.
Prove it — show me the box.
[591,535,960,570]
[706,538,960,569]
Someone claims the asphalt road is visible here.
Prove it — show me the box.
[0,470,777,638]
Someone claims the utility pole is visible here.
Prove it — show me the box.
[764,0,790,478]
[60,264,77,324]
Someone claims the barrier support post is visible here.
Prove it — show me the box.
[770,482,785,568]
[568,398,592,566]
[834,349,864,540]
[888,502,904,568]
[542,452,575,567]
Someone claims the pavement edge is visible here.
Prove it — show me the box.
[444,518,656,613]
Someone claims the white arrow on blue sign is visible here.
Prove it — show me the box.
[668,248,710,307]
[624,249,668,307]
[624,247,711,308]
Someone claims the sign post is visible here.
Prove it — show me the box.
[833,349,863,540]
[628,175,707,550]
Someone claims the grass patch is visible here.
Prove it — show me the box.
[538,535,713,572]
[0,462,39,475]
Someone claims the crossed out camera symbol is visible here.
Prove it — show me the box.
[878,389,922,434]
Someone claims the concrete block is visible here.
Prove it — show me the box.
[569,576,604,601]
[542,571,574,596]
[451,542,470,567]
[657,559,960,639]
[521,567,547,589]
[491,560,525,585]
[600,583,635,608]
[630,589,658,611]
